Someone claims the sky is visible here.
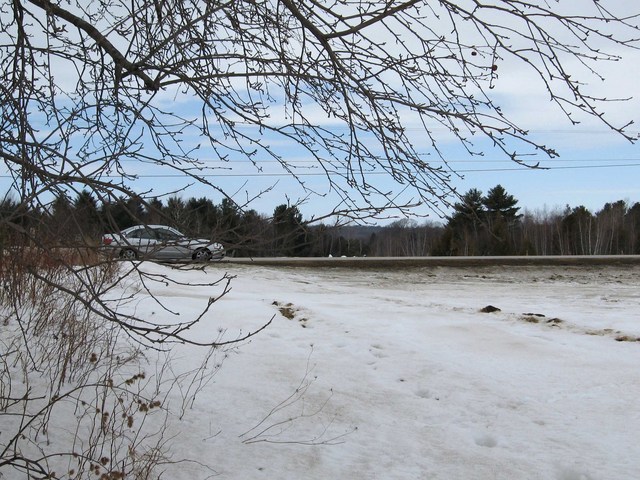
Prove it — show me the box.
[99,66,640,225]
[114,2,640,223]
[141,64,640,224]
[438,42,640,218]
[3,1,640,224]
[239,34,640,220]
[165,1,640,222]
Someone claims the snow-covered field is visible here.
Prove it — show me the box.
[123,263,640,479]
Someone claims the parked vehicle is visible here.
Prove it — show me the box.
[102,225,224,261]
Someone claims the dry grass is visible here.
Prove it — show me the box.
[0,246,172,479]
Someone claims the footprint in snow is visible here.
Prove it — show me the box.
[474,433,498,448]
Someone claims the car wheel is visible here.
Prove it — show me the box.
[193,248,212,262]
[119,248,138,260]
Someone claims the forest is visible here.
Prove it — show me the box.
[2,184,639,258]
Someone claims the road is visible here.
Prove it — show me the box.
[220,255,640,268]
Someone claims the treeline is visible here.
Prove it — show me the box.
[435,185,640,255]
[1,185,640,256]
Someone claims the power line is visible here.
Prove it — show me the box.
[2,161,637,179]
[457,163,640,173]
[110,157,640,165]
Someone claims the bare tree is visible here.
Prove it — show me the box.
[2,0,640,477]
[2,1,639,219]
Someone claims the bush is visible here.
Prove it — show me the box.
[0,248,170,479]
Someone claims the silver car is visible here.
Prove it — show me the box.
[102,225,224,261]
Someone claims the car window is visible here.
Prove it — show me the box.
[126,228,142,238]
[155,228,181,241]
[127,228,156,240]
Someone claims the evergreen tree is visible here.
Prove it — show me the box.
[483,185,520,223]
[438,188,485,255]
[101,196,146,231]
[146,198,165,225]
[185,197,220,237]
[48,194,74,241]
[482,185,521,255]
[73,190,101,239]
[272,204,308,256]
[235,209,270,257]
[0,196,23,246]
[219,198,242,255]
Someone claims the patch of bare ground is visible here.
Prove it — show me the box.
[272,301,309,328]
[586,330,640,343]
[515,313,640,343]
[479,305,639,344]
[520,313,564,326]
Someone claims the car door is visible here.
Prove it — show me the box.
[153,227,190,260]
[126,227,158,256]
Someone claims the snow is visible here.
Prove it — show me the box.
[8,262,639,479]
[112,262,640,480]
